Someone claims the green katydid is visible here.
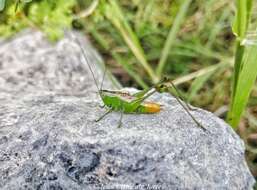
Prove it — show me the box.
[74,38,206,131]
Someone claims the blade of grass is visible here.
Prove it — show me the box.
[103,0,158,83]
[156,0,192,77]
[227,0,254,125]
[232,0,252,39]
[198,0,215,32]
[206,9,231,48]
[188,69,216,102]
[228,44,257,127]
[112,53,148,89]
[142,0,155,22]
[15,0,20,12]
[172,61,231,85]
[89,26,148,89]
[0,0,5,11]
[231,42,245,100]
[230,0,253,101]
[75,0,99,18]
[178,43,227,60]
[188,62,231,102]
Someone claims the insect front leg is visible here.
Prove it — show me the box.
[95,109,112,122]
[99,104,105,109]
[116,102,125,128]
[118,107,124,128]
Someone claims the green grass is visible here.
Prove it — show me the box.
[0,0,5,11]
[102,0,158,83]
[156,0,192,77]
[227,0,256,128]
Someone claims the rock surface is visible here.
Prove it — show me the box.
[0,30,255,190]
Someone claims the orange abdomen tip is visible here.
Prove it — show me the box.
[143,102,162,113]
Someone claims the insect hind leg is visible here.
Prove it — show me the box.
[186,103,197,111]
[173,94,206,131]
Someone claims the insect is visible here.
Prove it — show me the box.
[74,38,206,131]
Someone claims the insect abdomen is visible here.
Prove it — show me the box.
[138,102,161,113]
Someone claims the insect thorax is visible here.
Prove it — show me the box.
[100,91,135,112]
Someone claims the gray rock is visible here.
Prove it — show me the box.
[0,30,255,190]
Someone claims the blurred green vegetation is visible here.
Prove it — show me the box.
[1,0,257,178]
[0,0,75,40]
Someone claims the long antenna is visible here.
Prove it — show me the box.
[100,66,107,90]
[73,37,100,93]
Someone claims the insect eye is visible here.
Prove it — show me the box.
[159,84,165,88]
[161,76,170,83]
